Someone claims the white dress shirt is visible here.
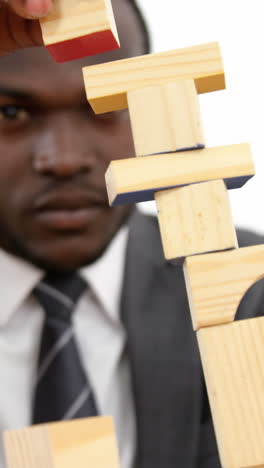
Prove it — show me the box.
[0,226,136,468]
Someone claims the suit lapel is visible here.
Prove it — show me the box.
[121,211,202,468]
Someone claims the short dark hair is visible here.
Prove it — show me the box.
[128,0,151,54]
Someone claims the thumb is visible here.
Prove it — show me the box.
[7,0,53,19]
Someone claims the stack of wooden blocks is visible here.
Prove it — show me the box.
[82,26,264,468]
[4,1,264,468]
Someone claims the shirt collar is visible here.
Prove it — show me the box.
[0,249,43,327]
[0,225,129,328]
[81,225,129,325]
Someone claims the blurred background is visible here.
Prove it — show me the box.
[136,0,264,235]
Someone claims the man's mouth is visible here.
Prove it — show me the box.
[33,191,106,230]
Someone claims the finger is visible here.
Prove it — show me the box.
[7,0,53,19]
[8,8,44,47]
[0,3,17,55]
[0,0,8,8]
[0,4,43,55]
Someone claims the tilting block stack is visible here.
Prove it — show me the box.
[83,38,264,468]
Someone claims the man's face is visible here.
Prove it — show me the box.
[0,0,144,271]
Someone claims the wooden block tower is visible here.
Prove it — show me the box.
[82,41,264,468]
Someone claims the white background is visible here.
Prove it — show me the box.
[136,0,264,235]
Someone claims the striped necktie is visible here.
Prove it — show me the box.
[32,272,98,424]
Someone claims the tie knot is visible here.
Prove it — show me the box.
[33,272,87,322]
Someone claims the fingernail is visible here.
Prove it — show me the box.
[25,0,53,18]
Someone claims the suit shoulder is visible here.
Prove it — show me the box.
[130,211,264,259]
[237,228,264,247]
[138,215,264,248]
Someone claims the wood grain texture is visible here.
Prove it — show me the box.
[40,0,119,62]
[198,319,264,468]
[105,143,254,205]
[127,81,204,156]
[4,417,120,468]
[155,180,237,262]
[184,245,264,330]
[83,42,225,113]
[4,425,53,468]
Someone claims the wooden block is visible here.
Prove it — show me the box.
[83,42,225,113]
[155,180,238,262]
[40,0,119,63]
[183,244,264,330]
[127,81,205,156]
[197,318,264,468]
[4,417,120,468]
[105,143,254,205]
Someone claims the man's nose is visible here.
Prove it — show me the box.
[33,112,96,177]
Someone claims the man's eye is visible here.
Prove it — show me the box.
[0,106,29,121]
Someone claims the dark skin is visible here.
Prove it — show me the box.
[0,0,145,272]
[0,0,51,55]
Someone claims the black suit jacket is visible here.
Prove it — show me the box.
[121,210,264,468]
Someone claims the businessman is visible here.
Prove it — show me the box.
[0,1,263,467]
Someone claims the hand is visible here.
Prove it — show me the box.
[0,0,53,55]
